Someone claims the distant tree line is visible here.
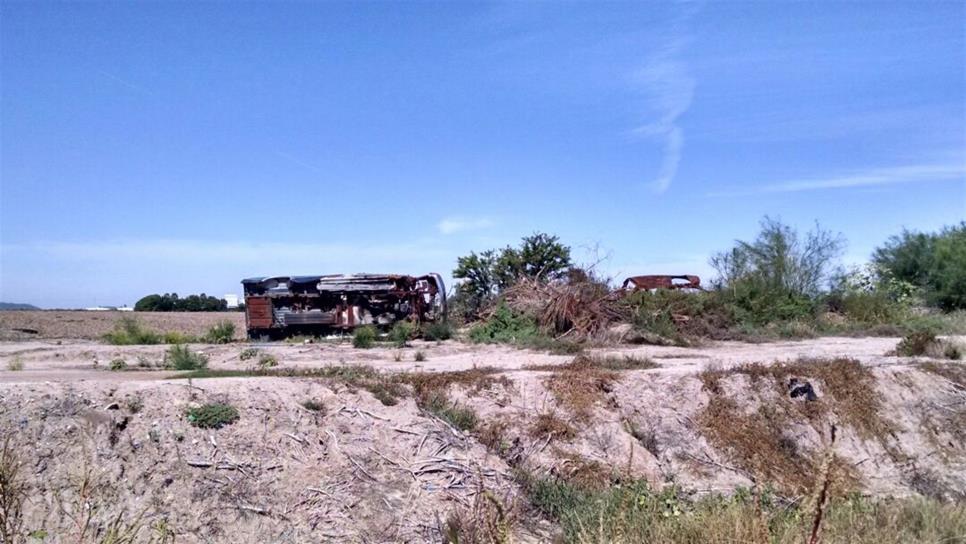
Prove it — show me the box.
[134,293,227,312]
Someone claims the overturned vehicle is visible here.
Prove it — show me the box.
[241,273,446,340]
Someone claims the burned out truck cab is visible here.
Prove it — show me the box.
[241,273,446,340]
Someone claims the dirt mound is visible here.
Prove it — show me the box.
[0,378,523,543]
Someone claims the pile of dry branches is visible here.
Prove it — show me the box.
[501,277,628,339]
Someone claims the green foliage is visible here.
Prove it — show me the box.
[257,353,278,369]
[453,232,572,320]
[520,476,966,544]
[469,302,541,344]
[422,391,478,431]
[874,222,966,311]
[162,331,198,344]
[239,347,260,361]
[422,321,454,341]
[186,403,238,429]
[352,325,378,349]
[165,344,208,371]
[710,217,842,324]
[134,292,228,312]
[388,321,415,347]
[102,317,163,345]
[204,320,236,344]
[109,358,127,371]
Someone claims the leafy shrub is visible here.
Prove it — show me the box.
[186,403,238,429]
[422,321,454,341]
[165,344,209,371]
[204,321,236,344]
[109,358,127,371]
[257,354,278,369]
[352,325,378,349]
[469,302,541,344]
[103,317,162,345]
[388,321,415,347]
[163,331,198,344]
[239,347,259,361]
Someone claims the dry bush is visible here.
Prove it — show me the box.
[440,486,515,544]
[0,439,25,544]
[502,277,627,339]
[530,412,577,441]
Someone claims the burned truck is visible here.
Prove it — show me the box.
[241,273,446,340]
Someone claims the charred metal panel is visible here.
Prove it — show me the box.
[245,297,273,328]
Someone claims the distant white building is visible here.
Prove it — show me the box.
[224,294,240,309]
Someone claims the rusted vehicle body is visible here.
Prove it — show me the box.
[241,273,446,339]
[621,275,702,291]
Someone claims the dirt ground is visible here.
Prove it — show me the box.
[1,311,964,542]
[0,311,247,341]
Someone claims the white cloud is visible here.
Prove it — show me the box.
[707,162,966,197]
[635,37,695,194]
[437,216,496,235]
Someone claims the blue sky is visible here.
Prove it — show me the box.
[1,1,964,308]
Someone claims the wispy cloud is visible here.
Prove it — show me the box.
[274,151,324,173]
[437,216,496,235]
[707,162,966,197]
[97,70,154,96]
[635,19,696,193]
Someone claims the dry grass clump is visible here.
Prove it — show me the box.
[531,412,577,441]
[440,485,515,544]
[696,359,880,494]
[402,367,511,398]
[527,353,658,372]
[0,439,26,544]
[476,419,512,454]
[545,365,617,419]
[752,358,894,442]
[698,398,819,494]
[554,452,618,491]
[919,361,966,389]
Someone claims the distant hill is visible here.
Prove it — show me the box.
[0,302,40,310]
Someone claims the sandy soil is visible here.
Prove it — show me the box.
[0,335,926,384]
[0,311,246,341]
[1,328,964,542]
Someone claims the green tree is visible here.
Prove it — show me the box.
[710,217,844,323]
[452,232,573,319]
[874,222,966,311]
